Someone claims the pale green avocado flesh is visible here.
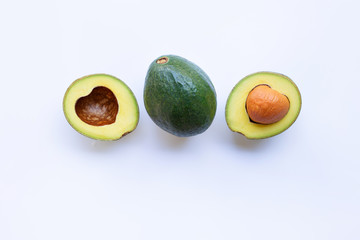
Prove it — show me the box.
[225,72,301,139]
[63,74,139,140]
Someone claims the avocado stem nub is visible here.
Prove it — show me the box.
[156,57,168,64]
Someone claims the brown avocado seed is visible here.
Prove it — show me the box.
[246,85,290,124]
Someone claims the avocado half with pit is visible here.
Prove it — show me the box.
[226,72,301,139]
[63,74,139,140]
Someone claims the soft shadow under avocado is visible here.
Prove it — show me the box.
[232,133,269,150]
[155,126,188,148]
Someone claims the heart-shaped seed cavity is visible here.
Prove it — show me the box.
[75,86,119,126]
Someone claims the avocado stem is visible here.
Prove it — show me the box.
[156,57,168,64]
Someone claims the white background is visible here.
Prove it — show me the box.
[1,0,359,239]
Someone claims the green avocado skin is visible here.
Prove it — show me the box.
[144,55,217,137]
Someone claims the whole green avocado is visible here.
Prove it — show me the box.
[144,55,217,137]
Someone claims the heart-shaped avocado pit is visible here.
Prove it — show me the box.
[245,85,290,125]
[226,72,301,139]
[63,74,139,140]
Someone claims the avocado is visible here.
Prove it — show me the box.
[63,74,139,140]
[226,72,301,139]
[144,55,217,137]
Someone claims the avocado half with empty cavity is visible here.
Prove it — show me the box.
[63,74,139,140]
[225,72,301,139]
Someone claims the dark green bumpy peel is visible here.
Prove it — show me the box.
[144,55,217,137]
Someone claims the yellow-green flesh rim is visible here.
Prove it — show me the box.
[225,72,301,139]
[63,74,139,140]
